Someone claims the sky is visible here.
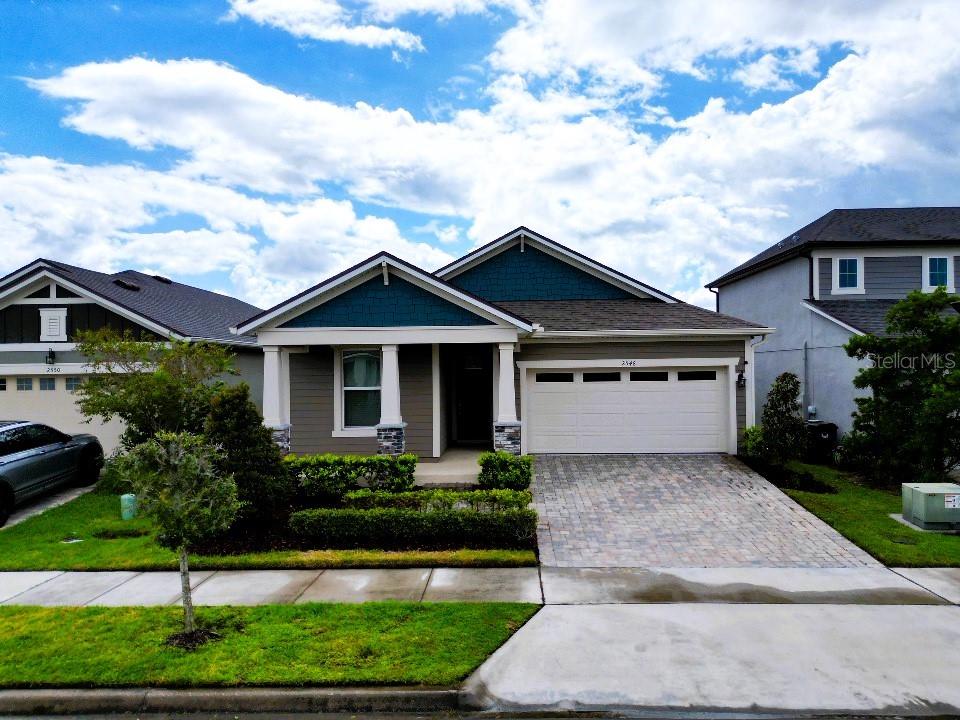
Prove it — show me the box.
[1,1,959,310]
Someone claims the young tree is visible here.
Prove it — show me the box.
[760,372,807,466]
[121,432,241,636]
[204,383,291,533]
[74,329,235,448]
[844,288,960,484]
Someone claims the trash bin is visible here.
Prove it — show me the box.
[120,493,138,520]
[805,421,838,464]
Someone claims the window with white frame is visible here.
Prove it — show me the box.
[65,376,82,392]
[39,308,68,342]
[16,377,32,391]
[341,350,381,428]
[39,377,55,391]
[924,256,953,292]
[0,378,6,391]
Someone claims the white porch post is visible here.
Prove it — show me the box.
[377,344,405,454]
[262,346,283,426]
[496,343,517,422]
[493,342,521,454]
[262,345,291,452]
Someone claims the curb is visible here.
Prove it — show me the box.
[0,686,460,715]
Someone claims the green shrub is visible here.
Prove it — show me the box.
[759,372,806,466]
[284,453,418,507]
[477,451,534,490]
[94,453,131,495]
[741,425,767,459]
[289,507,537,549]
[345,488,532,512]
[204,383,293,531]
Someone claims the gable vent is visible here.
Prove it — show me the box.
[113,278,141,291]
[152,275,173,284]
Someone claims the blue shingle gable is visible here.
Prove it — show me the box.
[448,244,634,301]
[279,274,494,327]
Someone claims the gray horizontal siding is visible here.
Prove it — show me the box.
[864,256,920,298]
[516,340,746,435]
[289,345,433,457]
[819,258,832,298]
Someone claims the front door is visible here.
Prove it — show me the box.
[451,345,493,446]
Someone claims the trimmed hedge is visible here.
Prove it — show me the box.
[345,488,532,512]
[477,451,534,490]
[284,453,418,506]
[289,507,538,549]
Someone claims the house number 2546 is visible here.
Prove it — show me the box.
[620,360,638,366]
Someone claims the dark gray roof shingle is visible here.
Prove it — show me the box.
[709,207,960,288]
[0,259,261,344]
[806,299,898,336]
[496,299,767,332]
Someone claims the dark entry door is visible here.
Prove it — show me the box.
[451,345,493,446]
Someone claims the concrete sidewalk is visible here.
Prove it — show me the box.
[1,566,957,606]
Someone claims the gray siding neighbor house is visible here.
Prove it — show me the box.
[233,227,771,457]
[707,207,960,434]
[0,259,264,452]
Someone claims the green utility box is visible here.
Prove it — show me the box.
[902,483,960,530]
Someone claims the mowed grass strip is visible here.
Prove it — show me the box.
[0,603,538,687]
[0,493,536,571]
[785,462,960,567]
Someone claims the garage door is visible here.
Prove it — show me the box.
[0,375,124,453]
[526,367,729,453]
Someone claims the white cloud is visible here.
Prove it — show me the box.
[225,0,424,50]
[10,1,960,309]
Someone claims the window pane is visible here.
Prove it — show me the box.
[343,351,380,388]
[536,372,574,382]
[16,378,32,391]
[40,377,55,391]
[583,371,621,382]
[678,370,717,381]
[838,258,858,288]
[66,377,82,392]
[0,379,6,391]
[630,371,668,381]
[344,389,380,427]
[929,257,948,287]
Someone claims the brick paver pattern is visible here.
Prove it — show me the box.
[533,455,879,568]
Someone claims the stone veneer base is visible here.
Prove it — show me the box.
[376,423,407,455]
[493,421,522,455]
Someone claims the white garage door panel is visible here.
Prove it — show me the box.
[527,368,728,453]
[1,376,124,453]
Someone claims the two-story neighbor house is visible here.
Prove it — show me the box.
[708,207,960,434]
[0,258,264,453]
[234,227,771,457]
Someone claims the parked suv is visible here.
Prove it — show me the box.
[0,421,104,526]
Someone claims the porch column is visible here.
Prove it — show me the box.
[377,344,405,454]
[262,345,291,452]
[493,342,522,454]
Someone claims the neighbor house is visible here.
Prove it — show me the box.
[0,259,264,453]
[707,207,960,434]
[233,227,772,457]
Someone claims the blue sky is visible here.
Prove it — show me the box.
[1,1,958,308]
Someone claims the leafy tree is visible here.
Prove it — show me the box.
[204,383,291,532]
[120,432,241,636]
[74,329,235,449]
[844,288,960,484]
[759,372,806,466]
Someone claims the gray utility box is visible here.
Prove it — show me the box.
[902,483,960,530]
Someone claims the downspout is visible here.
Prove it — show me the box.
[709,286,719,313]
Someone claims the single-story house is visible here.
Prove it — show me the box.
[0,258,264,453]
[233,227,772,457]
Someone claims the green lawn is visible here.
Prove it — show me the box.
[0,493,537,571]
[784,462,960,567]
[0,603,537,687]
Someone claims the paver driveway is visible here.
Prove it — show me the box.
[533,455,878,568]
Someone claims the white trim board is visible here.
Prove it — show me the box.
[256,326,521,346]
[802,301,865,336]
[435,227,678,303]
[234,254,534,335]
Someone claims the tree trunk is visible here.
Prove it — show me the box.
[178,546,195,634]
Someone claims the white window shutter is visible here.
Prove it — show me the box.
[39,308,68,342]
